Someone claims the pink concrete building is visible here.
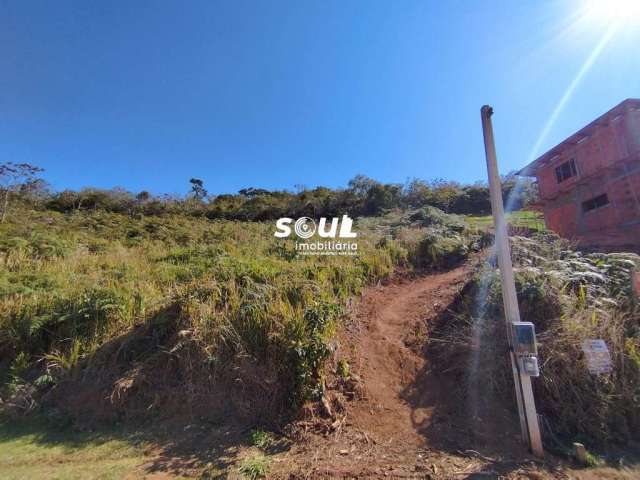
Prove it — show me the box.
[519,98,640,249]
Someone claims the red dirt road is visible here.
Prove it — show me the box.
[344,266,470,447]
[269,265,550,478]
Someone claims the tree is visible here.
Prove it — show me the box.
[501,172,538,211]
[347,174,377,197]
[238,187,270,197]
[47,190,81,212]
[364,183,402,215]
[0,162,44,223]
[450,185,491,215]
[20,178,51,203]
[404,178,431,208]
[427,179,462,212]
[136,191,150,203]
[189,178,208,201]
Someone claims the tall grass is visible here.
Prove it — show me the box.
[430,233,640,447]
[1,206,480,415]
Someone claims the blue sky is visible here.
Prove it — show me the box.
[1,0,639,195]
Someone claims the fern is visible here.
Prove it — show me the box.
[43,339,82,372]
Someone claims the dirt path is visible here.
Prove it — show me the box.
[130,263,638,478]
[344,266,470,448]
[269,264,550,478]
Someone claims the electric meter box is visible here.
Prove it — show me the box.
[520,355,540,377]
[512,322,537,356]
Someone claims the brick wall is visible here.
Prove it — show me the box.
[535,107,640,248]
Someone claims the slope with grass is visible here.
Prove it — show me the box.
[2,204,639,478]
[465,209,545,232]
[0,205,484,424]
[429,233,640,448]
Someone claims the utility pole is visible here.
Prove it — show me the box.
[480,105,544,458]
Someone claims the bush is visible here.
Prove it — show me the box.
[409,206,466,232]
[249,429,274,449]
[238,455,269,479]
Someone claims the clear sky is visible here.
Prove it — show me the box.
[1,0,639,195]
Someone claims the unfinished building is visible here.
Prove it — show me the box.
[519,98,640,249]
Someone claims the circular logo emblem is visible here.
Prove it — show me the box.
[294,217,316,239]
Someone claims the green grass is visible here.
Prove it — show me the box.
[0,416,149,480]
[337,358,350,379]
[248,429,273,450]
[1,206,482,410]
[238,455,270,479]
[0,207,405,405]
[465,209,545,231]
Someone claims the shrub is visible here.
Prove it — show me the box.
[287,301,340,403]
[249,429,273,449]
[409,205,466,232]
[238,455,269,479]
[414,233,469,269]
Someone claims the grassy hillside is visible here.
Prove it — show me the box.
[0,204,482,422]
[0,207,390,416]
[2,202,638,458]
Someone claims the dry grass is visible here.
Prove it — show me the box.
[1,205,483,423]
[429,233,640,448]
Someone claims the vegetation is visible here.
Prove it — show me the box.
[466,210,545,232]
[0,189,489,423]
[238,455,270,479]
[0,161,507,418]
[248,429,274,450]
[0,162,44,223]
[337,359,350,379]
[3,161,637,453]
[0,415,150,480]
[431,232,640,447]
[3,160,536,221]
[0,207,379,414]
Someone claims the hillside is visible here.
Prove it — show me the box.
[1,202,639,478]
[0,204,485,418]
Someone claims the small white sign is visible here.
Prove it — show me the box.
[582,339,612,375]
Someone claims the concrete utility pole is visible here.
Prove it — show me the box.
[480,105,544,458]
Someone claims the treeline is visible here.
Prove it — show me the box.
[2,162,537,222]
